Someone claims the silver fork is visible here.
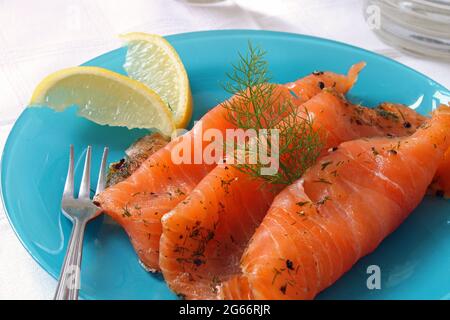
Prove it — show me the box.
[54,145,108,300]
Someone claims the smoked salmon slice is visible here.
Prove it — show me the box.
[159,91,425,299]
[95,63,366,271]
[219,105,450,299]
[429,147,450,197]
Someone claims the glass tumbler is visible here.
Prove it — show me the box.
[364,0,450,61]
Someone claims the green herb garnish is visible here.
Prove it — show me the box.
[222,43,323,185]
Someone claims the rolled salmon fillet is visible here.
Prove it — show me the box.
[219,105,450,299]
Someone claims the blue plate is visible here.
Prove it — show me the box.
[1,30,450,300]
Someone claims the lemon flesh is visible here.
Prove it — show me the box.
[121,32,192,128]
[30,66,175,136]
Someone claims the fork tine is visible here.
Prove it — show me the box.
[78,146,92,199]
[63,145,75,198]
[95,147,109,195]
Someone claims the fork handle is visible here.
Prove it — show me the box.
[54,218,87,300]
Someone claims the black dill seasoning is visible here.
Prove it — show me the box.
[317,196,330,206]
[122,206,131,217]
[388,149,397,155]
[175,188,185,196]
[206,230,215,241]
[220,178,234,193]
[280,284,287,294]
[312,71,324,76]
[190,229,200,238]
[371,147,379,156]
[375,108,399,121]
[272,268,282,285]
[321,161,333,171]
[354,106,364,115]
[297,211,306,217]
[286,259,294,270]
[193,258,204,267]
[318,81,325,89]
[313,178,332,185]
[403,121,412,128]
[112,158,125,169]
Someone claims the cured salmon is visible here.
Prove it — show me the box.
[219,105,450,299]
[95,63,366,271]
[106,133,170,186]
[159,91,425,299]
[429,148,450,197]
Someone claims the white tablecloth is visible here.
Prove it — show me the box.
[0,0,449,299]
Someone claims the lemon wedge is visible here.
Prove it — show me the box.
[120,32,193,128]
[29,66,175,136]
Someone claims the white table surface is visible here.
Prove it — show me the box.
[0,0,449,300]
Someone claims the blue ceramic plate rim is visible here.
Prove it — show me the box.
[1,29,448,299]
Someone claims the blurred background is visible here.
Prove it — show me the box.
[0,0,449,299]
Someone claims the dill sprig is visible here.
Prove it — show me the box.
[222,42,323,185]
